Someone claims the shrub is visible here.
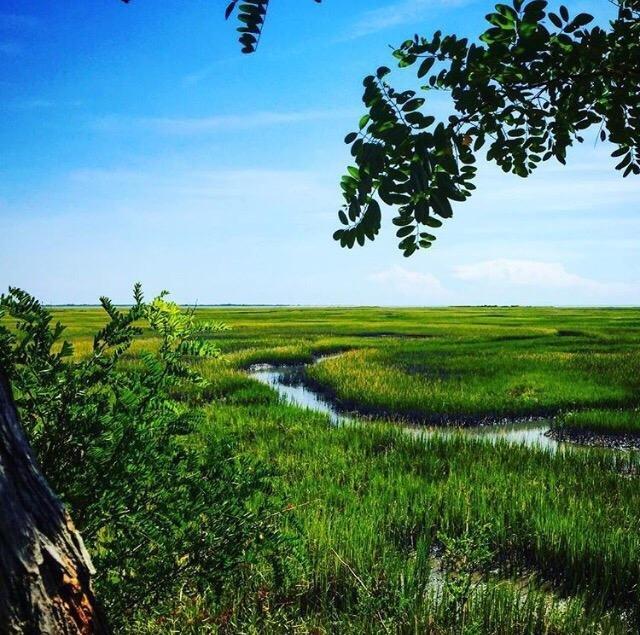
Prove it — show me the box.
[0,286,290,625]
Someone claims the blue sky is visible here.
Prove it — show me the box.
[1,0,638,305]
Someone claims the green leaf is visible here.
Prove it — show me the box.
[417,57,435,78]
[403,98,425,112]
[396,225,415,238]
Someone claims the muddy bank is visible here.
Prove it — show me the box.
[547,427,640,450]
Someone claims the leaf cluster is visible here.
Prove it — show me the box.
[336,0,640,256]
[224,0,321,53]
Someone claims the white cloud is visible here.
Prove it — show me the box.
[471,173,640,214]
[453,259,638,298]
[370,265,450,300]
[0,164,343,304]
[349,0,467,39]
[67,166,331,200]
[92,110,355,135]
[182,67,214,87]
[181,61,233,87]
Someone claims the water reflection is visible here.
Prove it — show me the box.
[249,363,562,451]
[250,365,351,425]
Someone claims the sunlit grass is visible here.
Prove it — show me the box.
[305,342,636,423]
[203,398,640,604]
[559,408,640,435]
[42,305,640,631]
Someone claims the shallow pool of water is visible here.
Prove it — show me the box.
[249,361,563,451]
[250,365,351,425]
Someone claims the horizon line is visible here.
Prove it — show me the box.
[45,303,640,310]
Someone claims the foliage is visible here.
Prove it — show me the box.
[224,0,322,53]
[124,0,321,55]
[119,1,639,256]
[335,0,640,255]
[0,287,288,625]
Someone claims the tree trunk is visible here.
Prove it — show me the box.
[0,371,109,634]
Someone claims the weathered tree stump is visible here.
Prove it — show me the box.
[0,372,109,634]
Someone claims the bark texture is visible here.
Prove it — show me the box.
[0,371,109,634]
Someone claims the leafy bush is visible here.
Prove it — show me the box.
[0,286,290,625]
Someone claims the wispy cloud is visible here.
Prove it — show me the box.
[64,166,335,221]
[453,259,638,298]
[182,67,215,87]
[181,59,238,87]
[92,109,356,135]
[7,99,84,110]
[348,0,467,39]
[469,164,640,214]
[370,265,451,301]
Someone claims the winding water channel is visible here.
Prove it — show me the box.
[249,356,566,451]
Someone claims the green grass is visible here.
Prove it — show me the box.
[48,305,640,425]
[305,343,633,423]
[205,400,640,596]
[558,408,640,435]
[42,305,640,632]
[205,306,640,425]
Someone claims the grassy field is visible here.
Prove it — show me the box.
[55,305,640,426]
[48,306,640,632]
[556,408,640,436]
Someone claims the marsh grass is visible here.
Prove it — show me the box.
[41,305,640,632]
[127,394,639,632]
[304,339,638,424]
[204,400,640,603]
[558,408,640,435]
